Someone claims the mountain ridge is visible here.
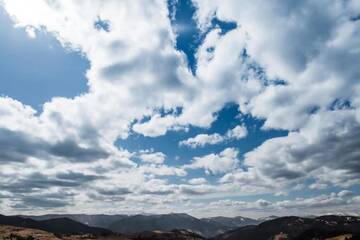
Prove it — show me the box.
[212,215,360,240]
[0,214,111,235]
[1,214,360,239]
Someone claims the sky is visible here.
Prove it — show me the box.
[0,0,359,218]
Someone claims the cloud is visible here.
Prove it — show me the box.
[203,191,360,217]
[25,26,36,39]
[0,128,109,163]
[16,196,70,209]
[179,133,224,148]
[194,0,360,130]
[337,190,354,198]
[138,151,167,164]
[139,164,187,177]
[184,148,239,174]
[226,124,248,139]
[132,114,189,137]
[179,124,247,148]
[139,179,176,196]
[243,110,360,188]
[96,187,131,196]
[188,178,208,185]
[179,184,216,195]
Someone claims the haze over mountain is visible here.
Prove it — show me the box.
[25,214,128,229]
[201,216,260,228]
[107,213,224,237]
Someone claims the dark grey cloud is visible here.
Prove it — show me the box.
[102,48,183,90]
[96,187,132,196]
[179,185,215,195]
[86,192,125,202]
[10,189,76,209]
[267,168,304,180]
[244,111,360,187]
[56,171,103,182]
[13,196,70,209]
[141,189,174,195]
[0,128,109,163]
[49,140,109,162]
[0,128,43,162]
[291,120,360,176]
[1,172,101,194]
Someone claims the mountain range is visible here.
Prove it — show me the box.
[24,213,260,237]
[1,213,360,239]
[212,215,360,240]
[0,214,110,235]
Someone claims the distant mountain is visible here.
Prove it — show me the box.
[23,213,265,237]
[0,214,111,235]
[108,213,226,237]
[257,215,279,222]
[3,214,360,240]
[201,216,259,228]
[212,215,360,240]
[25,213,127,228]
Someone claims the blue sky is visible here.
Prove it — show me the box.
[0,0,359,218]
[0,8,89,111]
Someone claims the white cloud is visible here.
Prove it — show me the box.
[194,0,360,131]
[180,124,247,148]
[185,148,239,174]
[179,184,217,195]
[337,190,354,198]
[139,164,187,177]
[179,133,224,148]
[226,124,248,139]
[188,178,208,185]
[138,151,166,164]
[133,114,188,137]
[25,26,36,39]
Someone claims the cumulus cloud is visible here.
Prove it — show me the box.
[226,124,248,139]
[179,133,224,148]
[138,151,167,164]
[338,190,354,198]
[179,184,216,195]
[179,124,247,148]
[242,110,360,188]
[139,164,187,177]
[184,148,239,174]
[188,178,208,185]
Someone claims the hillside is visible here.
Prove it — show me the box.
[0,225,203,240]
[0,214,111,236]
[0,225,60,240]
[212,215,360,240]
